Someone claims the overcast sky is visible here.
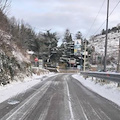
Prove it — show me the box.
[9,0,120,40]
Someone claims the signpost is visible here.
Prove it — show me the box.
[34,57,38,67]
[74,39,81,56]
[39,59,43,69]
[34,57,38,62]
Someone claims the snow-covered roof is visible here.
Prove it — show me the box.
[27,50,34,55]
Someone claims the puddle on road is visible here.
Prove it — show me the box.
[7,100,20,105]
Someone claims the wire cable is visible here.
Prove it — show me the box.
[93,0,120,36]
[109,0,120,16]
[85,0,106,38]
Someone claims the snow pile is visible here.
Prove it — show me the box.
[0,73,55,103]
[72,74,120,106]
[27,50,34,55]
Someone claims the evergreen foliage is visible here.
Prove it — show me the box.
[63,29,72,43]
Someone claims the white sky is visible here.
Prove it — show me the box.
[9,0,120,39]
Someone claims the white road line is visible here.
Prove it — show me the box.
[99,109,111,120]
[38,94,54,120]
[72,89,88,120]
[77,100,89,120]
[19,84,50,120]
[3,82,51,120]
[87,102,102,120]
[66,81,75,120]
[70,79,89,120]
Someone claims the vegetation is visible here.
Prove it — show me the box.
[0,0,95,84]
[101,25,120,35]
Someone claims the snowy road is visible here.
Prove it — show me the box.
[0,74,120,120]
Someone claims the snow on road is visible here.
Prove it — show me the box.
[1,72,120,108]
[72,74,120,107]
[0,73,55,103]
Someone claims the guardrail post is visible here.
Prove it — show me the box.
[117,83,120,87]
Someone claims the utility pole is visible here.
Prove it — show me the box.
[83,40,86,71]
[81,40,83,71]
[104,0,109,72]
[117,38,120,72]
[70,42,71,69]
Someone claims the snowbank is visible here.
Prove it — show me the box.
[0,73,55,103]
[72,74,120,106]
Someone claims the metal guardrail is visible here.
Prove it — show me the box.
[81,71,120,83]
[46,67,58,72]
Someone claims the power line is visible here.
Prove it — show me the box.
[93,21,105,35]
[109,0,120,16]
[85,0,106,38]
[93,0,120,36]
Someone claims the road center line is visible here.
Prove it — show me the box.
[66,80,75,120]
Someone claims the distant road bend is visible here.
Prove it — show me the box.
[0,74,120,120]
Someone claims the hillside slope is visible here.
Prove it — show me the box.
[90,31,120,63]
[0,29,31,85]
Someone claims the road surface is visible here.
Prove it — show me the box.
[0,74,120,120]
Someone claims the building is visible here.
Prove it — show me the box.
[60,41,75,67]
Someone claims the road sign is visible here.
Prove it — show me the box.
[34,57,38,62]
[74,39,82,56]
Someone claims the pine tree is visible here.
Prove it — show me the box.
[75,31,82,39]
[63,29,72,43]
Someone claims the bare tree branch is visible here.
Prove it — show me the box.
[0,0,11,13]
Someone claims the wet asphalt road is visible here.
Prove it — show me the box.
[0,74,120,120]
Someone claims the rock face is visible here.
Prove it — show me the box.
[0,30,31,85]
